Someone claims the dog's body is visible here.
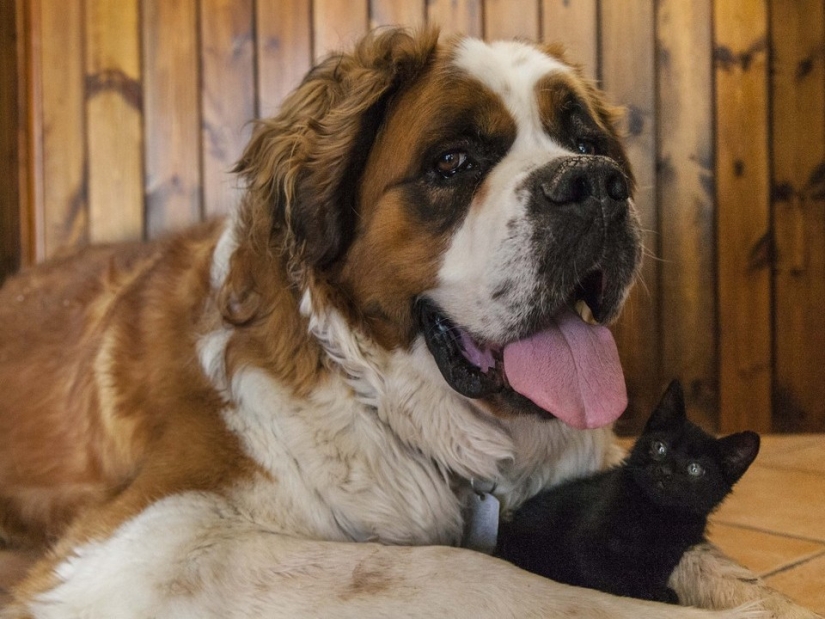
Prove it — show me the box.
[0,29,816,618]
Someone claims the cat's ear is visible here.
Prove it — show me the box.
[644,379,686,432]
[718,431,760,484]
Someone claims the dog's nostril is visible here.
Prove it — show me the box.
[542,172,593,204]
[606,172,628,201]
[538,157,630,208]
[570,176,591,203]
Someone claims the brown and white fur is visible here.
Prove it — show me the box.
[0,28,816,618]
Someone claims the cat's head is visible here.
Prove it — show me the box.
[627,380,760,515]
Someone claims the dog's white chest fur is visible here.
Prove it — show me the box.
[221,366,466,545]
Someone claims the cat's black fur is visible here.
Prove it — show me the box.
[495,380,760,604]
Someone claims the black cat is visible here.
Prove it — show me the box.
[495,380,760,604]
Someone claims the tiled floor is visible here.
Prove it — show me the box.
[708,435,825,616]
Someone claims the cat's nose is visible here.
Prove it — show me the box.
[658,465,672,479]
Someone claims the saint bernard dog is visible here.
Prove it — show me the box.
[0,27,815,618]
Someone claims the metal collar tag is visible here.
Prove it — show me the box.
[462,483,500,554]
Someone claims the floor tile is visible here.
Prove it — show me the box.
[757,435,825,475]
[707,522,825,576]
[765,553,825,617]
[713,464,825,542]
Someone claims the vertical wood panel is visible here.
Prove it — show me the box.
[426,0,482,38]
[600,0,660,431]
[85,0,143,244]
[541,0,598,79]
[657,0,717,431]
[256,0,312,118]
[714,0,772,433]
[40,0,87,256]
[0,0,23,282]
[313,0,369,63]
[200,0,255,219]
[142,0,201,239]
[22,0,45,263]
[484,0,539,41]
[371,0,425,29]
[771,0,825,432]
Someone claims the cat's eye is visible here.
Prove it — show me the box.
[650,440,667,460]
[687,462,705,477]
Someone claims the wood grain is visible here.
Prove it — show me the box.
[20,0,44,264]
[371,0,425,29]
[656,0,717,431]
[200,0,255,219]
[426,0,482,38]
[313,0,369,63]
[142,0,201,239]
[484,0,539,41]
[541,0,598,79]
[600,0,660,432]
[0,0,23,281]
[714,0,772,433]
[85,0,143,244]
[256,0,312,118]
[770,0,825,432]
[40,0,87,256]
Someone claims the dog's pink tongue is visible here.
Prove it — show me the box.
[502,308,627,429]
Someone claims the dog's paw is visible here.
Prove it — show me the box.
[671,544,822,619]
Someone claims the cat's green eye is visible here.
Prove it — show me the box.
[687,462,705,477]
[651,440,667,460]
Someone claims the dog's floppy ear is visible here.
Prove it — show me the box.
[234,27,439,268]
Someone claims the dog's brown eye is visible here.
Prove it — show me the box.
[576,139,597,155]
[435,150,470,176]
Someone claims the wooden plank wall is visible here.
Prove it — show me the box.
[0,1,23,280]
[770,0,825,434]
[715,0,773,433]
[4,0,825,433]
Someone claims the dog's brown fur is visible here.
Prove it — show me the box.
[0,28,819,619]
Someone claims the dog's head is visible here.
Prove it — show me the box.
[234,28,642,429]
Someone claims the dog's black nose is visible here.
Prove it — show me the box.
[540,156,629,207]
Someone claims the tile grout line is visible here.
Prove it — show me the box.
[760,548,825,579]
[710,520,825,546]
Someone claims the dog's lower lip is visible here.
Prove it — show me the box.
[416,299,504,399]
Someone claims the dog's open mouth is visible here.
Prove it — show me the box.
[417,271,628,429]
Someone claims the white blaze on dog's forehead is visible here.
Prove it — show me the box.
[453,38,571,146]
[429,40,576,341]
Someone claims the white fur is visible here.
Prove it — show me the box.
[28,494,771,619]
[15,37,813,619]
[209,217,236,291]
[432,39,582,342]
[454,39,570,140]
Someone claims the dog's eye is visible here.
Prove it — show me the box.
[576,139,598,155]
[435,150,472,177]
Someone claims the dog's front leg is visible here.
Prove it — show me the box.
[670,542,822,619]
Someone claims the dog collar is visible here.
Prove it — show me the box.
[461,478,500,554]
